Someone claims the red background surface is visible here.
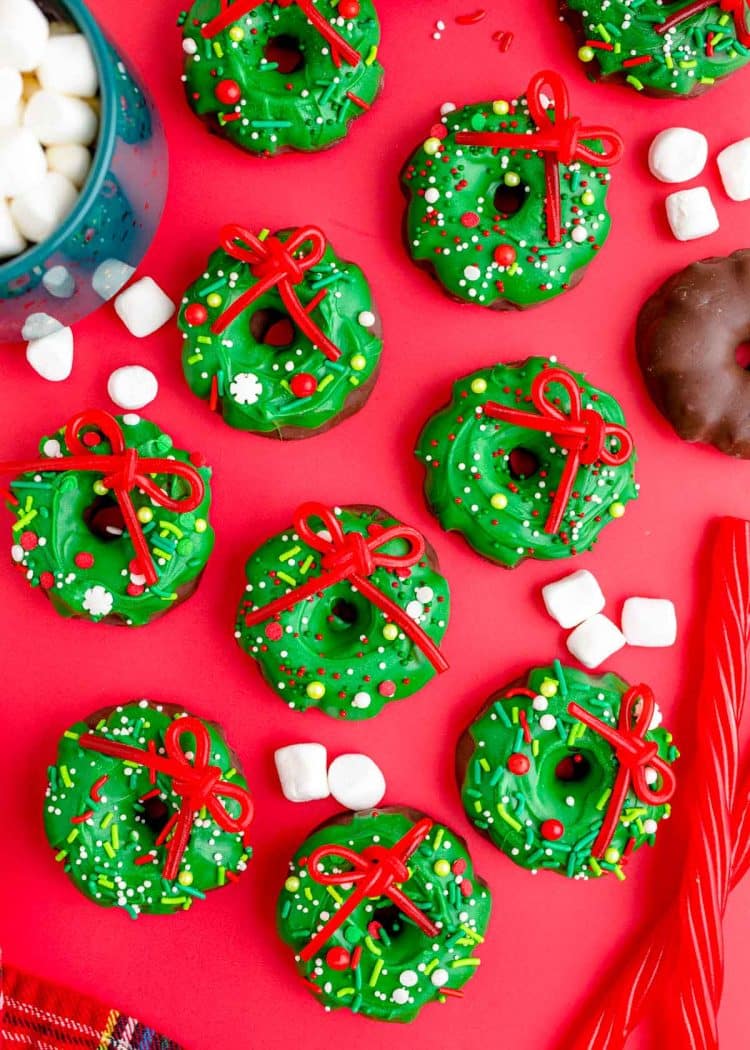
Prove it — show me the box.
[2,2,750,1047]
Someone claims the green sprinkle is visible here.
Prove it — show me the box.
[250,120,293,128]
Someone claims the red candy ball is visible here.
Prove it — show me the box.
[184,303,208,327]
[126,582,145,597]
[74,552,94,569]
[265,622,283,641]
[290,373,318,398]
[326,947,351,970]
[339,0,360,16]
[541,819,565,841]
[39,572,55,590]
[215,79,241,105]
[493,244,517,267]
[20,531,38,551]
[460,211,480,228]
[507,753,530,776]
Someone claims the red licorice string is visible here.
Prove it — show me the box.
[483,367,634,536]
[211,225,342,362]
[0,410,205,586]
[243,502,449,672]
[656,0,750,45]
[568,685,675,859]
[300,817,438,960]
[201,0,361,66]
[79,717,254,881]
[455,70,623,246]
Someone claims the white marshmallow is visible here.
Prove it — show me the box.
[0,66,22,126]
[107,365,158,410]
[0,197,25,257]
[24,89,98,146]
[717,138,750,202]
[648,128,708,184]
[327,754,386,811]
[92,257,135,300]
[274,743,330,802]
[26,325,73,381]
[566,613,626,669]
[38,33,98,98]
[621,597,677,648]
[665,186,719,241]
[0,0,50,72]
[46,143,91,187]
[0,125,46,197]
[541,569,605,630]
[114,276,175,337]
[42,264,75,298]
[21,311,61,340]
[10,170,78,243]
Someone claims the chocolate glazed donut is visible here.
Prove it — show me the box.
[636,250,750,458]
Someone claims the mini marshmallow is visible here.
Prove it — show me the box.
[274,743,330,802]
[0,198,25,258]
[0,0,50,72]
[42,264,75,298]
[648,127,708,183]
[567,613,626,669]
[11,171,78,243]
[665,186,719,241]
[107,365,158,410]
[0,66,22,126]
[37,33,98,98]
[717,138,750,202]
[92,257,135,300]
[21,311,61,340]
[328,754,386,811]
[46,143,91,187]
[541,569,605,629]
[26,325,73,381]
[24,89,98,146]
[621,597,677,648]
[114,277,175,337]
[0,125,46,197]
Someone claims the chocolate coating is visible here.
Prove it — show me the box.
[636,249,750,458]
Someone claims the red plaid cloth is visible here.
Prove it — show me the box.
[1,962,183,1049]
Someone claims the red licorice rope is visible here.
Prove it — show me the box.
[0,410,204,586]
[211,225,342,362]
[79,717,254,881]
[201,0,361,66]
[656,0,750,45]
[455,71,623,246]
[243,502,449,672]
[568,685,676,859]
[300,817,438,960]
[483,367,634,536]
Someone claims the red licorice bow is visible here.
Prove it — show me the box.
[656,0,750,45]
[244,502,449,672]
[455,70,623,246]
[201,0,361,66]
[79,717,254,880]
[211,225,342,362]
[484,367,634,536]
[568,685,676,859]
[300,817,438,961]
[0,410,205,587]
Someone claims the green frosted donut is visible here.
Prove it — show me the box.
[234,503,450,719]
[3,412,214,626]
[277,807,491,1021]
[415,357,638,568]
[178,225,383,438]
[44,701,254,917]
[456,664,678,880]
[561,0,750,97]
[180,0,383,156]
[401,71,623,309]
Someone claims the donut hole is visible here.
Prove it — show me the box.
[555,753,592,783]
[307,587,375,657]
[330,598,359,627]
[142,796,171,836]
[492,181,527,218]
[264,34,304,74]
[508,447,539,480]
[83,494,126,542]
[370,903,430,963]
[250,307,296,349]
[735,341,750,371]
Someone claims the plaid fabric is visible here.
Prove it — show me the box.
[1,962,183,1049]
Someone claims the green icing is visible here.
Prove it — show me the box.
[5,415,214,626]
[415,357,638,568]
[401,93,616,308]
[458,665,678,880]
[562,0,750,96]
[180,0,383,155]
[178,229,382,436]
[235,505,450,719]
[277,807,491,1021]
[44,702,252,917]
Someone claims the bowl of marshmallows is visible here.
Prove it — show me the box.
[0,0,168,343]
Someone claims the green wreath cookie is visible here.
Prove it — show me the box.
[456,664,678,880]
[234,503,449,718]
[401,70,623,310]
[415,357,638,568]
[44,700,254,917]
[180,0,383,156]
[277,807,491,1021]
[178,225,383,438]
[2,410,214,626]
[561,0,750,97]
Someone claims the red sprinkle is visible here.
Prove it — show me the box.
[455,9,486,24]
